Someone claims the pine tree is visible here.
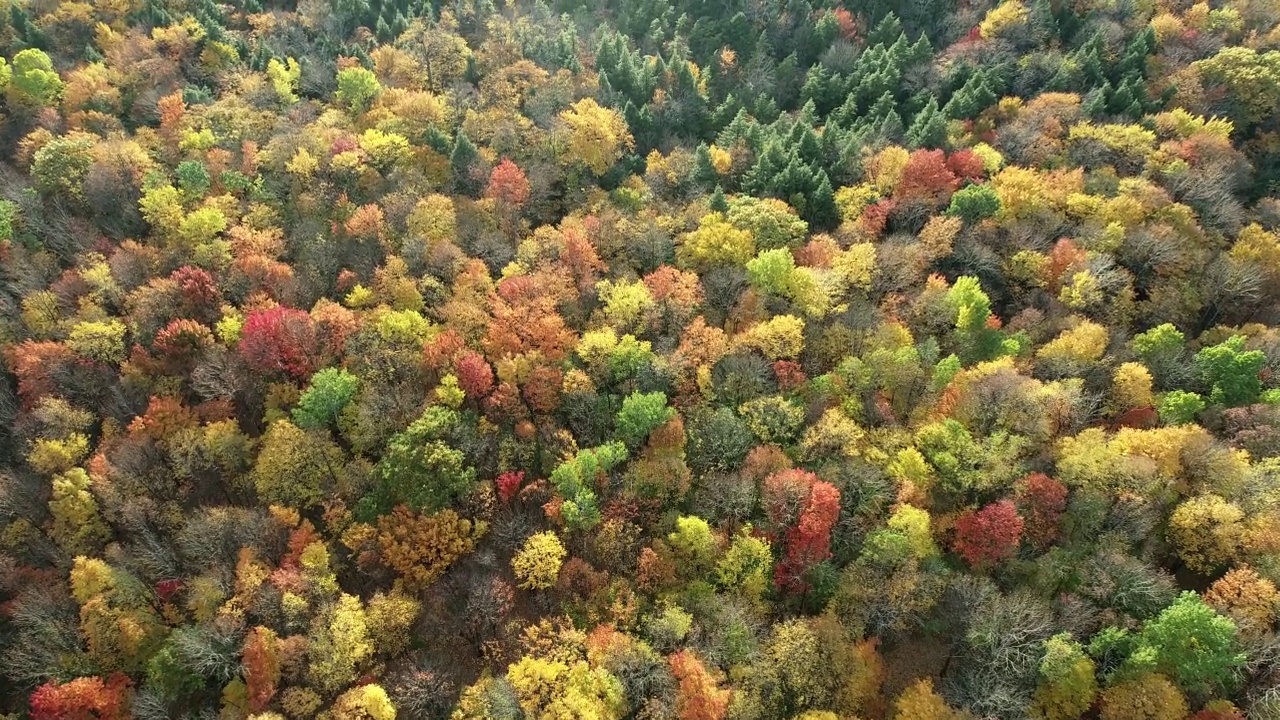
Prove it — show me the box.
[450,131,483,197]
[693,144,718,189]
[906,98,947,149]
[710,185,729,212]
[809,172,838,230]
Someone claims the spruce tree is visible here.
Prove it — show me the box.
[450,131,483,197]
[710,185,729,213]
[906,98,947,149]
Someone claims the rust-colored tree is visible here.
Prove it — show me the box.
[237,306,319,378]
[952,499,1024,569]
[485,158,531,206]
[29,674,132,720]
[242,626,281,713]
[1015,473,1067,550]
[669,649,730,720]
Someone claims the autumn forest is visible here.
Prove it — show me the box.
[3,0,1280,717]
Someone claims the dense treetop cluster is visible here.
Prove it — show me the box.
[5,0,1280,717]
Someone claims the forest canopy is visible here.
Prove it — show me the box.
[4,0,1280,718]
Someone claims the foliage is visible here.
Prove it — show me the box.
[952,500,1024,569]
[514,532,568,590]
[376,506,486,592]
[1133,592,1244,699]
[3,0,1280,717]
[293,368,360,430]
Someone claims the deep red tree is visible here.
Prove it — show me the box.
[952,499,1024,569]
[946,149,986,183]
[496,470,525,503]
[775,479,841,593]
[762,469,841,593]
[237,306,318,378]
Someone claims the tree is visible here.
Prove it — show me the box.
[371,406,476,514]
[336,66,382,112]
[896,149,959,205]
[1193,47,1280,130]
[376,506,486,592]
[559,98,634,175]
[1136,592,1244,700]
[48,467,110,555]
[486,158,531,206]
[32,132,96,203]
[678,212,756,270]
[454,351,495,401]
[1158,391,1206,425]
[952,500,1024,569]
[242,627,280,713]
[293,368,360,430]
[308,594,375,695]
[726,197,809,250]
[1131,324,1186,389]
[252,420,346,509]
[1098,673,1187,720]
[947,183,1001,223]
[1015,473,1067,550]
[892,678,969,719]
[514,532,568,590]
[616,391,676,448]
[238,307,320,379]
[330,683,397,720]
[1031,634,1097,720]
[905,98,947,149]
[66,319,128,364]
[716,528,773,599]
[8,49,63,108]
[450,131,485,196]
[1204,566,1279,638]
[667,516,720,578]
[764,470,841,593]
[1167,495,1247,575]
[549,443,628,531]
[946,276,1003,363]
[1194,336,1265,407]
[670,650,730,720]
[1112,362,1155,413]
[29,674,132,720]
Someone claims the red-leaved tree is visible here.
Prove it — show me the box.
[952,499,1024,569]
[485,158,531,207]
[454,350,495,400]
[237,306,318,378]
[946,148,986,183]
[242,626,281,713]
[1015,473,1067,550]
[30,674,132,720]
[895,149,960,205]
[763,469,841,593]
[171,265,221,320]
[496,470,525,503]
